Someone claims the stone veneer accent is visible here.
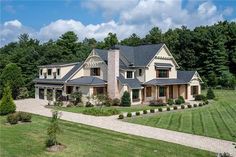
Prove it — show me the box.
[108,49,119,99]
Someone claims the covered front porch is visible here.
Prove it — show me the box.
[142,84,188,103]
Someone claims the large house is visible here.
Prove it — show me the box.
[34,44,202,105]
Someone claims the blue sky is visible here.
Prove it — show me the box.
[1,0,236,46]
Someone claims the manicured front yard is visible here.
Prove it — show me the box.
[125,90,236,142]
[52,105,159,114]
[0,115,214,157]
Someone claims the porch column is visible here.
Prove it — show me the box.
[185,84,188,99]
[178,85,180,97]
[62,85,67,96]
[144,86,146,102]
[166,86,169,101]
[130,90,133,104]
[52,88,56,102]
[35,87,39,99]
[44,88,47,100]
[156,86,159,100]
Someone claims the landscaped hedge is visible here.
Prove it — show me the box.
[127,112,132,117]
[118,114,124,119]
[82,108,119,116]
[167,107,171,111]
[150,109,155,113]
[143,110,147,114]
[136,111,140,116]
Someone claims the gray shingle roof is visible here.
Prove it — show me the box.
[34,62,83,84]
[144,71,196,85]
[177,71,196,82]
[117,75,142,89]
[66,76,106,85]
[95,44,164,67]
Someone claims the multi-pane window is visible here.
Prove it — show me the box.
[146,87,152,97]
[126,71,133,78]
[159,86,166,97]
[157,70,169,78]
[132,89,139,100]
[47,69,52,75]
[90,68,100,76]
[93,87,105,95]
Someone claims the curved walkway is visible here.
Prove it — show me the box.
[15,99,236,156]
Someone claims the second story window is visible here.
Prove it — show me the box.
[156,70,169,78]
[90,68,100,76]
[126,71,133,78]
[57,69,60,76]
[48,69,52,76]
[138,69,142,76]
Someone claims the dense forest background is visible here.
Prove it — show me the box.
[0,21,235,98]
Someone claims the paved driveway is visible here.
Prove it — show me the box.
[15,99,236,156]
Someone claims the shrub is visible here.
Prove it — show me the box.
[181,105,185,109]
[199,103,203,107]
[85,102,94,107]
[175,99,182,105]
[173,106,178,110]
[18,112,31,122]
[45,111,61,147]
[193,104,198,107]
[136,111,140,116]
[70,91,82,105]
[121,91,131,107]
[167,107,171,111]
[150,109,155,113]
[54,101,63,107]
[149,99,165,106]
[0,85,16,115]
[167,98,174,105]
[118,114,124,119]
[7,113,19,124]
[204,100,209,104]
[158,108,162,112]
[82,108,119,116]
[143,110,147,114]
[112,98,121,106]
[194,94,207,101]
[207,88,215,99]
[187,104,192,108]
[66,104,73,107]
[127,112,132,117]
[16,87,29,99]
[178,96,185,103]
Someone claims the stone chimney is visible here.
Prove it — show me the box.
[107,48,119,99]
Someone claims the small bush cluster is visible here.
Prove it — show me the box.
[150,109,155,113]
[85,102,94,107]
[127,112,132,117]
[173,106,178,110]
[149,99,166,106]
[118,114,124,119]
[167,107,171,111]
[193,104,198,107]
[6,112,32,124]
[187,104,192,108]
[158,108,162,112]
[198,103,203,107]
[204,100,209,104]
[194,94,207,101]
[167,98,174,105]
[54,101,63,107]
[82,108,119,116]
[181,105,185,109]
[112,98,121,106]
[175,99,182,105]
[136,111,140,116]
[143,110,147,114]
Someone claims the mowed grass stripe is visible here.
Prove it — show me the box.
[201,110,221,138]
[223,104,236,124]
[179,111,192,133]
[157,113,172,129]
[192,111,204,135]
[168,113,182,131]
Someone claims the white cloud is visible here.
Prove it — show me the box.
[223,7,233,16]
[0,0,233,47]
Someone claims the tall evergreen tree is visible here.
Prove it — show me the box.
[104,32,118,48]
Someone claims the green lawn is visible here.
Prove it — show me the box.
[53,105,158,114]
[0,115,214,157]
[125,90,236,142]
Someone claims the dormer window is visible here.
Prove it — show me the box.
[90,68,100,76]
[57,69,60,76]
[126,71,133,78]
[48,69,52,76]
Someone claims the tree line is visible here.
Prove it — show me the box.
[0,21,235,99]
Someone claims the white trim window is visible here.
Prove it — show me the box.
[126,71,133,79]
